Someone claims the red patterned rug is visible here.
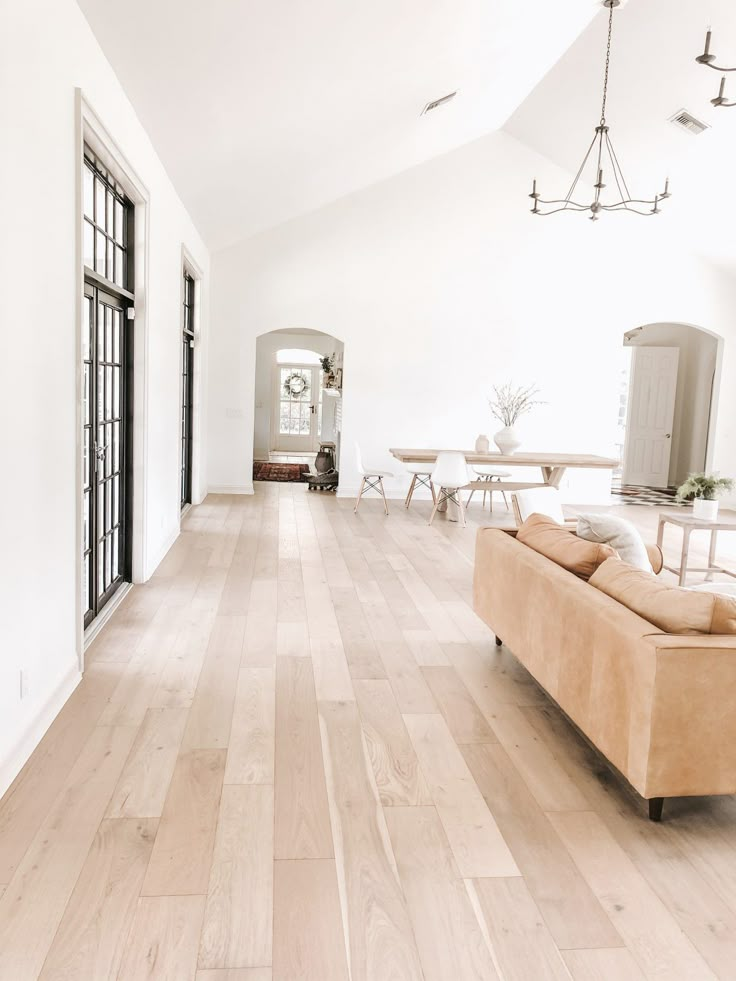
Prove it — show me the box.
[253,462,311,483]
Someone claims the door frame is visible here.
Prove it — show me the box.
[76,92,151,666]
[619,322,725,491]
[271,361,321,453]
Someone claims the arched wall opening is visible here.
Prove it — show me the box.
[617,322,723,490]
[253,327,344,469]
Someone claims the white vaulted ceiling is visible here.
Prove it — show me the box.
[76,0,599,249]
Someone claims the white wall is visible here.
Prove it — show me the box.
[209,129,736,504]
[253,330,342,462]
[0,0,210,795]
[625,325,719,487]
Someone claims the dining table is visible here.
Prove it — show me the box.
[389,448,619,520]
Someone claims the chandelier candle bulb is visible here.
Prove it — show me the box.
[694,25,736,106]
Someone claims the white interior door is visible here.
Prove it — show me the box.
[623,346,679,487]
[273,364,320,453]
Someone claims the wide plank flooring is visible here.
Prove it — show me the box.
[1,483,735,980]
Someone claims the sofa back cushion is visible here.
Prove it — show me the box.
[590,557,736,634]
[516,513,618,579]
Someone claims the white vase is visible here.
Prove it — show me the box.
[494,425,521,455]
[475,434,490,453]
[693,498,719,521]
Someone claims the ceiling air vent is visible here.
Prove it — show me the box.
[421,92,457,116]
[669,109,709,136]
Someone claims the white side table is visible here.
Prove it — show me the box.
[656,513,736,586]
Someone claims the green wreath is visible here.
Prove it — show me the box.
[283,369,310,400]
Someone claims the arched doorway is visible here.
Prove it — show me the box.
[614,322,722,498]
[253,327,344,477]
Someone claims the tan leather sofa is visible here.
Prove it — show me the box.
[473,528,736,821]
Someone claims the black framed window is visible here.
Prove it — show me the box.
[82,145,134,627]
[83,150,131,291]
[181,271,195,508]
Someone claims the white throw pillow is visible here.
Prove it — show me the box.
[576,513,653,572]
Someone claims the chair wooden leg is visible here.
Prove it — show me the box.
[429,491,444,525]
[404,474,417,509]
[457,493,467,528]
[354,477,366,513]
[467,489,476,507]
[502,491,509,510]
[378,477,389,516]
[430,480,437,504]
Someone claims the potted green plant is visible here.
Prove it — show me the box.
[320,354,335,388]
[676,472,734,520]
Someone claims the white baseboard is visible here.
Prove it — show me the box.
[208,484,255,495]
[0,663,82,800]
[145,524,181,580]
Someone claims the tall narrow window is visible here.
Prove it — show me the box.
[181,271,195,509]
[82,148,134,627]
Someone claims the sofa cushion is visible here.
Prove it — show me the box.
[577,513,653,572]
[590,558,736,634]
[516,513,618,579]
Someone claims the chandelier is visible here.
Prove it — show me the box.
[529,0,670,220]
[696,29,736,107]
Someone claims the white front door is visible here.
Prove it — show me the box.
[273,364,320,453]
[623,346,679,488]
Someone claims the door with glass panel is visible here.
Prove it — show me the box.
[181,271,195,508]
[274,364,320,452]
[82,149,133,627]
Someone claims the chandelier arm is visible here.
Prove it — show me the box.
[604,132,633,202]
[602,199,658,210]
[535,199,592,209]
[564,131,599,202]
[532,203,595,216]
[602,205,659,216]
[700,62,736,72]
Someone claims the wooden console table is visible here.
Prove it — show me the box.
[656,513,736,586]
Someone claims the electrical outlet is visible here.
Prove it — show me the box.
[19,669,30,700]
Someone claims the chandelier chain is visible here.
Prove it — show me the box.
[600,2,614,125]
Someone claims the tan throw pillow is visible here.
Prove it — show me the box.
[589,557,736,634]
[516,513,618,579]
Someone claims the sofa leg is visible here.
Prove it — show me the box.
[648,797,664,822]
[495,636,503,647]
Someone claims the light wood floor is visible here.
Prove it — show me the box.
[1,484,736,981]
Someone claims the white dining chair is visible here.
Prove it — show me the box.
[354,442,392,515]
[404,462,436,509]
[466,465,512,511]
[429,452,471,528]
